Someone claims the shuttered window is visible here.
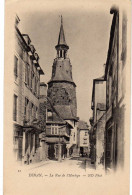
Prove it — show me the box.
[14,56,18,80]
[25,64,28,84]
[25,63,30,87]
[13,94,18,121]
[24,97,29,120]
[31,71,33,90]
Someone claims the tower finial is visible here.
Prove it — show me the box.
[61,15,63,25]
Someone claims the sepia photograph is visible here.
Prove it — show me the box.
[4,0,131,194]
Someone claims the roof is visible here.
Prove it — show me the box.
[54,105,77,120]
[78,120,89,130]
[46,97,65,123]
[46,121,66,125]
[40,82,47,87]
[48,58,76,86]
[50,60,73,82]
[94,75,105,81]
[91,76,105,104]
[15,23,44,76]
[58,16,67,46]
[46,98,74,128]
[104,7,119,79]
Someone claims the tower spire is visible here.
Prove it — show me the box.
[61,15,63,25]
[55,16,69,58]
[58,15,67,45]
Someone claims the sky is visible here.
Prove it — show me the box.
[17,1,113,125]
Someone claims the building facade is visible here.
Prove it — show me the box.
[77,120,89,157]
[46,97,72,160]
[104,7,127,170]
[89,7,127,171]
[95,104,106,170]
[13,16,46,164]
[89,77,106,166]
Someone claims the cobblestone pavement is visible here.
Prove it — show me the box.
[24,156,95,174]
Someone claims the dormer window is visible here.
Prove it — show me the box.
[34,53,39,61]
[15,15,20,27]
[47,110,53,120]
[30,45,36,54]
[22,34,31,45]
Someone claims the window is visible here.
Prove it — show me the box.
[85,131,87,136]
[14,56,18,80]
[32,72,35,92]
[35,134,39,151]
[25,64,28,84]
[35,77,37,94]
[64,51,66,59]
[60,50,62,57]
[25,63,30,87]
[37,80,40,96]
[55,127,58,134]
[31,71,33,90]
[31,103,34,118]
[36,78,39,96]
[27,65,30,86]
[51,125,58,135]
[108,74,112,107]
[73,132,75,141]
[35,107,38,119]
[51,127,54,134]
[83,140,87,144]
[13,94,18,121]
[24,97,29,119]
[33,105,36,118]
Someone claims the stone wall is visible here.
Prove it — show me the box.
[94,81,106,123]
[96,113,106,170]
[39,95,47,132]
[48,82,77,118]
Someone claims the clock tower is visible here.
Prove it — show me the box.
[47,16,77,120]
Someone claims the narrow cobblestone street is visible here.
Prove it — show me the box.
[25,156,95,174]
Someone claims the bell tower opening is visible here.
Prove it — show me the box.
[55,16,69,59]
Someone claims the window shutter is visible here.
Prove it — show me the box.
[14,56,18,79]
[13,95,17,121]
